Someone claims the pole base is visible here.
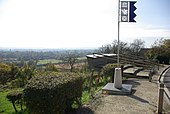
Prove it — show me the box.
[102,83,132,95]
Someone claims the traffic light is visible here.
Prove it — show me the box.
[129,1,137,22]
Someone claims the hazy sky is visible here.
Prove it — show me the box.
[0,0,170,49]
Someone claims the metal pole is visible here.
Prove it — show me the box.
[117,0,120,67]
[157,83,164,114]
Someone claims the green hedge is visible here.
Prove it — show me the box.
[23,72,83,114]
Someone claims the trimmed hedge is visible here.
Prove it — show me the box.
[23,72,83,114]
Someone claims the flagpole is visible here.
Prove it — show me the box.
[117,0,120,67]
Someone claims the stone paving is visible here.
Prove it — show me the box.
[88,66,170,114]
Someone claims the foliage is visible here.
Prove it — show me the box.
[6,91,23,113]
[101,64,122,77]
[45,63,59,71]
[101,64,123,83]
[0,63,35,87]
[23,72,83,114]
[14,63,35,87]
[0,63,11,84]
[145,38,170,64]
[0,49,95,62]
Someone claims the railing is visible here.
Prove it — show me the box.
[157,66,170,114]
[119,54,158,69]
[158,66,170,83]
[87,53,157,71]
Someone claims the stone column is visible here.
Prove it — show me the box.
[114,68,122,89]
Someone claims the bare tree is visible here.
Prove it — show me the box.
[129,39,145,55]
[63,51,79,72]
[98,40,129,54]
[99,44,112,54]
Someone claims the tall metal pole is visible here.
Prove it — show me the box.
[117,0,120,67]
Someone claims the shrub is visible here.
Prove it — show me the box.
[23,72,83,114]
[101,64,123,82]
[0,63,11,84]
[101,64,117,77]
[6,91,23,112]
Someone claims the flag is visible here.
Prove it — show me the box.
[121,1,137,22]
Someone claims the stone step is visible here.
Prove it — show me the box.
[123,67,143,75]
[136,70,151,77]
[123,64,133,70]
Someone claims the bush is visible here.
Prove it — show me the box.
[155,55,170,64]
[101,64,117,77]
[6,91,23,112]
[101,64,123,82]
[23,72,83,114]
[0,63,11,84]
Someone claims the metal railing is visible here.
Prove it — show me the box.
[157,66,170,114]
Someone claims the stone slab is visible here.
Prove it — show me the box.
[136,70,150,77]
[102,83,132,95]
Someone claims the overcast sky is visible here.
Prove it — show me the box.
[0,0,170,49]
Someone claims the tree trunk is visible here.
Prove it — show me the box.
[12,101,17,113]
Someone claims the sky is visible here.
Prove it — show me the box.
[0,0,170,49]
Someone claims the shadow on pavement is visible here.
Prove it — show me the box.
[67,106,94,114]
[129,94,149,103]
[123,79,141,88]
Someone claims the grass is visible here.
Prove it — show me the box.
[0,90,13,114]
[37,59,62,65]
[81,91,90,104]
[0,89,27,114]
[37,57,86,66]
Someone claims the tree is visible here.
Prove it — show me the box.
[0,63,11,84]
[129,39,145,55]
[63,51,79,72]
[145,38,170,64]
[45,63,58,71]
[98,40,129,54]
[99,44,112,54]
[11,63,35,87]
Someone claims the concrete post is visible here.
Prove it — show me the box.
[157,83,164,114]
[114,68,122,89]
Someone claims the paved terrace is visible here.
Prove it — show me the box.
[75,66,170,114]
